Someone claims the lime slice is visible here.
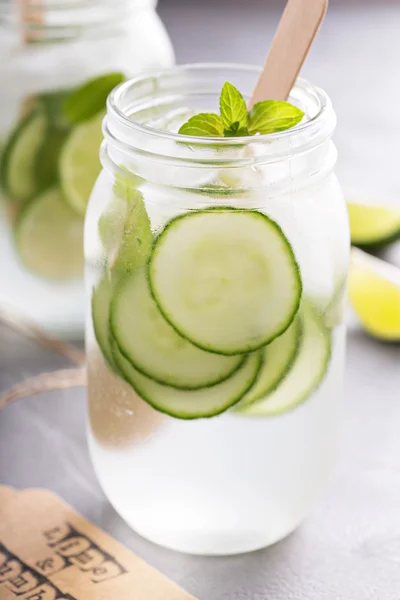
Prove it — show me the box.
[59,111,104,216]
[347,201,400,249]
[349,248,400,341]
[15,186,84,279]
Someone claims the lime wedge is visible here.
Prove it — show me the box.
[59,111,104,216]
[349,248,400,341]
[15,186,84,279]
[347,201,400,249]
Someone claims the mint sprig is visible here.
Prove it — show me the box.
[178,81,304,138]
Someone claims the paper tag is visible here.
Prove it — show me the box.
[0,487,197,600]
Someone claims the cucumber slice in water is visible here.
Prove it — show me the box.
[1,110,48,203]
[92,275,120,372]
[149,209,302,355]
[237,305,331,416]
[15,186,83,279]
[98,179,152,272]
[111,268,245,389]
[238,317,301,409]
[113,346,263,419]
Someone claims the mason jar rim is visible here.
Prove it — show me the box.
[0,0,150,40]
[107,63,334,152]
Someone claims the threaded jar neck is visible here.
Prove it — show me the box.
[102,63,337,195]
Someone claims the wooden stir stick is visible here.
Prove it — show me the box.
[249,0,328,107]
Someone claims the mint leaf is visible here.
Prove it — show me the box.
[224,121,249,137]
[178,113,224,137]
[64,72,125,124]
[219,82,248,132]
[248,100,304,135]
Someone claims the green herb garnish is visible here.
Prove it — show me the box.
[219,82,249,136]
[64,72,125,124]
[179,113,224,137]
[178,81,304,138]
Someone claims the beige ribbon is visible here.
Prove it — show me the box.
[0,305,86,410]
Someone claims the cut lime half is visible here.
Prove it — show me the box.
[349,248,400,341]
[59,111,104,216]
[15,186,84,280]
[347,201,400,249]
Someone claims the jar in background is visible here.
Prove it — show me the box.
[0,0,174,338]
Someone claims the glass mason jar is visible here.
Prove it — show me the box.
[0,0,174,338]
[85,64,350,555]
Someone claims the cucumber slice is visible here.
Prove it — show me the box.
[113,345,263,419]
[111,268,245,390]
[15,186,84,279]
[238,317,301,409]
[98,178,152,272]
[149,209,302,355]
[92,275,120,372]
[1,110,48,203]
[237,305,331,416]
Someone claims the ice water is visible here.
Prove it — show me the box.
[86,176,348,555]
[88,328,345,555]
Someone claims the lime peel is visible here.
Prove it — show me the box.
[349,248,400,341]
[347,201,400,249]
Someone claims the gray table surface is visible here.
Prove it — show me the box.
[1,2,400,598]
